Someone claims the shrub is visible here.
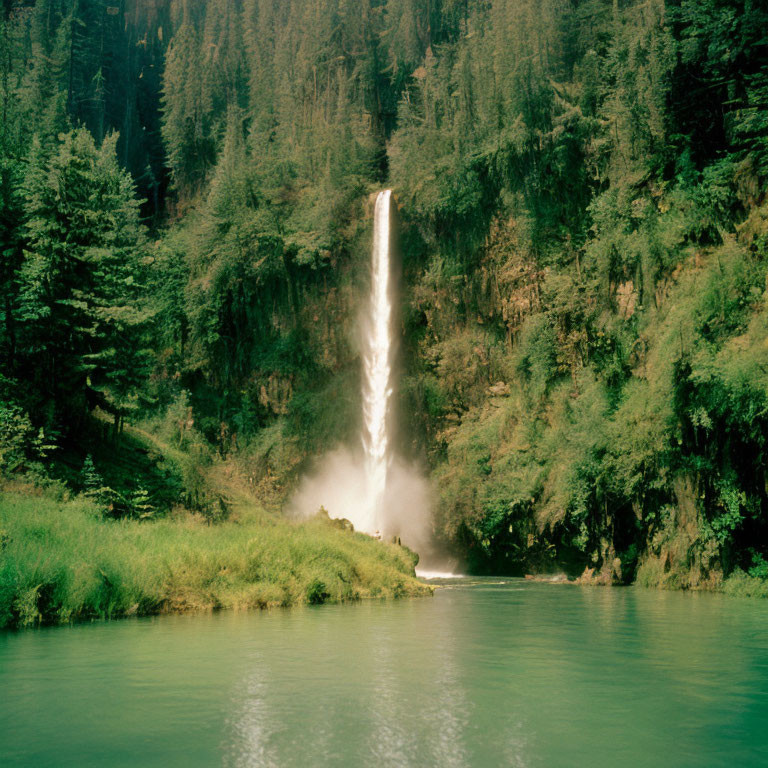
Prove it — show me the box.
[0,403,54,477]
[306,579,330,605]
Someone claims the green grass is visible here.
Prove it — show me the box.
[0,489,431,628]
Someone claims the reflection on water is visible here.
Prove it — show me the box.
[2,580,768,767]
[227,671,280,768]
[224,585,485,768]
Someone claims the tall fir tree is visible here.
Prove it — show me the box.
[17,129,149,433]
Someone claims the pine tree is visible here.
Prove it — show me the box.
[0,155,24,372]
[81,453,102,493]
[17,128,149,434]
[161,18,214,198]
[22,0,72,144]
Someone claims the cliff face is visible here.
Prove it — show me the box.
[398,201,768,583]
[371,0,768,585]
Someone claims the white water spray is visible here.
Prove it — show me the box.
[291,189,446,566]
[361,189,393,534]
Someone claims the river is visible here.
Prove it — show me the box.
[1,579,767,767]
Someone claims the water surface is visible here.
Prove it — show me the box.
[1,579,767,767]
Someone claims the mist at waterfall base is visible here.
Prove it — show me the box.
[289,190,452,574]
[289,448,435,559]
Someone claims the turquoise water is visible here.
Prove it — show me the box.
[1,579,767,767]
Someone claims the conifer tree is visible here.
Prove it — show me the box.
[23,0,72,143]
[17,129,149,433]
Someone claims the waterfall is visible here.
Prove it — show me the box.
[291,188,434,560]
[362,189,393,535]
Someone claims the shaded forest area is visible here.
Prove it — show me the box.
[2,0,768,589]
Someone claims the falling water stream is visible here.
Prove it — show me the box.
[290,188,432,555]
[361,189,393,535]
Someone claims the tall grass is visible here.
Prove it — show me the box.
[0,490,430,628]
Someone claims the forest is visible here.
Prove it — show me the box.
[2,0,768,622]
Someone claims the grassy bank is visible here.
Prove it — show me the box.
[0,490,430,629]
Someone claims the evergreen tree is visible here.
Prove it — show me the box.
[161,18,216,199]
[0,155,24,372]
[17,129,149,434]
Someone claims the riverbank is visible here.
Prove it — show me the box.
[0,489,430,629]
[521,567,768,598]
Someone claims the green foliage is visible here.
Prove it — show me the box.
[747,551,768,581]
[705,479,746,544]
[721,570,768,599]
[516,315,558,400]
[387,0,768,586]
[80,454,129,518]
[306,578,330,605]
[0,377,56,478]
[16,129,150,434]
[0,404,46,476]
[0,490,429,628]
[129,487,156,520]
[3,0,768,596]
[81,454,102,493]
